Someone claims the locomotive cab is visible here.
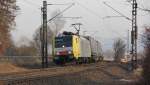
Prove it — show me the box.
[53,35,74,64]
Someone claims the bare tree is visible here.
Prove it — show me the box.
[0,0,18,55]
[104,49,114,61]
[33,10,66,55]
[33,26,54,55]
[141,26,150,84]
[113,38,126,62]
[14,37,38,56]
[51,9,66,36]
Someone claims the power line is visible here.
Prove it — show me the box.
[22,0,41,12]
[47,3,75,23]
[72,0,102,18]
[137,0,145,8]
[18,1,40,13]
[103,2,132,21]
[23,0,40,8]
[21,0,41,12]
[102,16,129,40]
[83,0,128,39]
[138,7,150,12]
[126,0,150,12]
[47,2,74,5]
[96,0,102,8]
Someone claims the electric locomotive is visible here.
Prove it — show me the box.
[52,31,103,65]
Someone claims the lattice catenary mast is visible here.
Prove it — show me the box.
[131,0,138,69]
[41,1,48,68]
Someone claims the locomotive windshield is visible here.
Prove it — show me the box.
[55,36,72,48]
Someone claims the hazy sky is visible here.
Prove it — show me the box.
[12,0,150,50]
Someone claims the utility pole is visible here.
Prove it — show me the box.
[131,0,138,70]
[40,1,75,68]
[72,23,82,35]
[103,1,138,70]
[41,0,48,68]
[127,30,130,54]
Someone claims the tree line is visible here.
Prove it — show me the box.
[0,0,18,56]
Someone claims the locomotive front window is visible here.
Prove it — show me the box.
[55,36,72,48]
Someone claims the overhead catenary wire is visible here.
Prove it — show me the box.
[96,1,140,40]
[69,0,104,35]
[21,0,41,12]
[96,0,101,7]
[74,0,129,39]
[137,0,145,8]
[47,3,75,23]
[137,7,150,12]
[18,1,40,13]
[102,18,143,47]
[103,2,132,21]
[47,2,75,6]
[72,0,102,19]
[88,1,129,40]
[23,0,40,8]
[126,0,150,12]
[88,0,144,49]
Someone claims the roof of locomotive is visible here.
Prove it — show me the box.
[56,31,78,37]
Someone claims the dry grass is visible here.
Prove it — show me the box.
[0,62,27,74]
[0,60,140,85]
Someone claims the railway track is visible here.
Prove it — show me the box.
[0,62,124,85]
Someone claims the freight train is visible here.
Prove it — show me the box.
[52,31,103,65]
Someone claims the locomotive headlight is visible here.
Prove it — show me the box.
[56,52,60,55]
[68,51,72,54]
